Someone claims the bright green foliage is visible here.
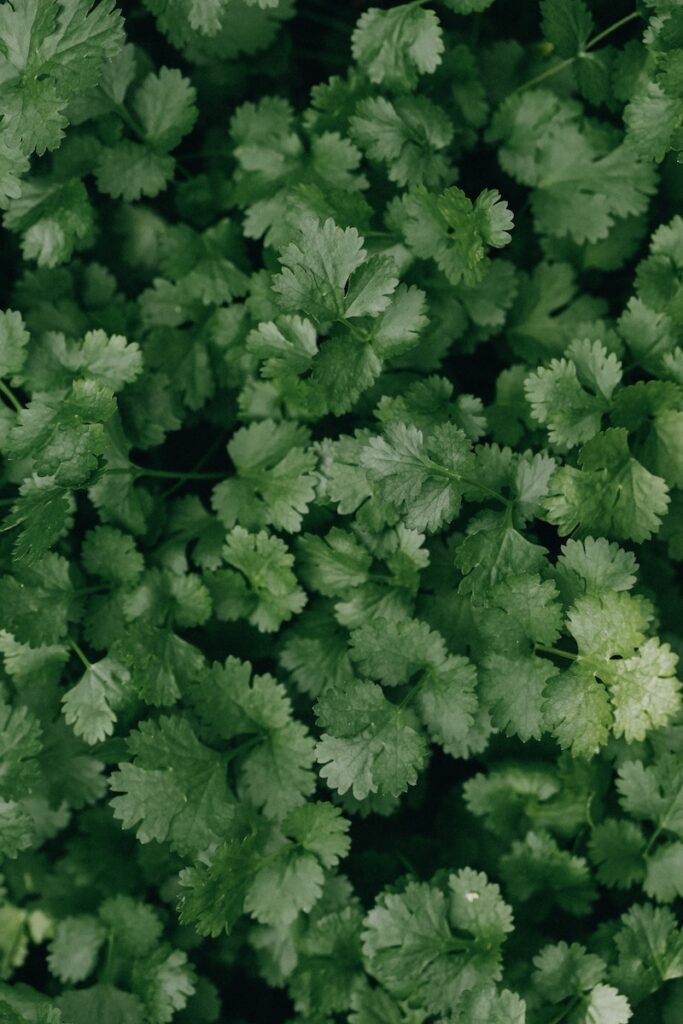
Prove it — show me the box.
[95,67,197,201]
[532,942,631,1024]
[546,428,671,542]
[360,421,476,532]
[215,526,307,631]
[179,802,349,936]
[490,90,657,243]
[362,870,514,1016]
[390,185,514,285]
[1,0,682,1022]
[587,755,683,902]
[351,4,444,91]
[0,0,125,165]
[212,419,316,532]
[314,676,428,799]
[110,715,234,854]
[350,96,454,188]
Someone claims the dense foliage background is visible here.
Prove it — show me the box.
[0,0,683,1021]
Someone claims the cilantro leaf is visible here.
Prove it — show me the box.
[110,716,234,855]
[191,656,316,819]
[390,185,513,286]
[219,527,307,632]
[350,96,453,189]
[362,870,514,1016]
[315,677,428,800]
[212,420,316,533]
[351,3,444,90]
[360,421,475,532]
[546,428,670,542]
[272,216,398,324]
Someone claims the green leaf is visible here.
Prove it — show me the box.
[612,904,683,1003]
[524,339,622,449]
[0,0,124,156]
[47,916,106,984]
[221,527,307,632]
[95,141,175,201]
[555,537,638,602]
[546,428,670,542]
[110,716,234,855]
[191,657,316,820]
[315,677,428,799]
[272,217,397,324]
[391,185,513,286]
[491,91,656,244]
[212,420,316,533]
[0,696,41,798]
[131,947,195,1024]
[350,96,453,189]
[4,178,95,267]
[532,942,631,1024]
[500,831,596,916]
[56,986,145,1024]
[360,421,475,532]
[541,0,594,58]
[112,621,204,706]
[0,309,28,382]
[362,870,513,1016]
[61,656,129,745]
[179,804,349,936]
[81,526,144,585]
[588,819,646,890]
[133,67,198,151]
[7,379,115,486]
[351,3,444,90]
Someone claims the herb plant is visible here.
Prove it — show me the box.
[0,0,682,1021]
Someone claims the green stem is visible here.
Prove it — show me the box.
[534,643,578,662]
[70,640,92,670]
[114,103,147,143]
[339,317,367,341]
[106,465,226,482]
[100,931,116,985]
[587,10,639,49]
[437,467,508,507]
[224,734,263,766]
[547,998,581,1024]
[397,677,424,713]
[0,379,22,413]
[161,432,228,499]
[515,9,640,93]
[644,824,663,859]
[517,56,575,92]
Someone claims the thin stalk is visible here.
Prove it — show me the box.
[547,998,582,1024]
[114,103,147,143]
[161,432,228,499]
[70,640,92,670]
[437,466,508,506]
[534,643,578,662]
[515,9,640,93]
[587,10,639,49]
[0,379,22,413]
[339,317,367,341]
[644,825,662,859]
[105,465,226,482]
